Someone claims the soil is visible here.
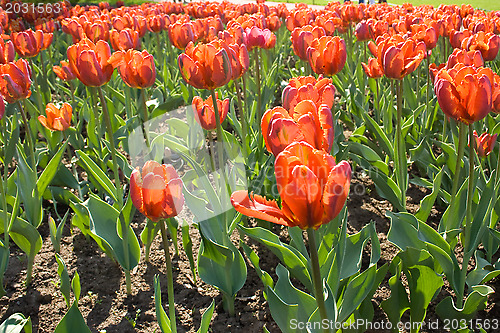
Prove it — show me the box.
[0,166,499,333]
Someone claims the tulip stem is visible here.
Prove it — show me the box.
[254,49,262,126]
[451,121,467,202]
[160,218,177,333]
[18,101,36,168]
[139,89,151,151]
[234,79,249,158]
[98,85,123,206]
[457,124,475,308]
[375,78,380,124]
[307,228,330,333]
[395,80,406,210]
[28,58,44,116]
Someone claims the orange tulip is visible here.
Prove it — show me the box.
[355,20,370,42]
[192,93,229,131]
[41,32,54,51]
[410,24,438,50]
[472,130,497,158]
[291,25,325,61]
[83,20,111,43]
[108,49,156,89]
[53,60,77,82]
[231,141,351,230]
[307,36,347,76]
[130,161,184,222]
[261,100,334,156]
[146,14,165,33]
[0,39,15,64]
[434,63,493,124]
[168,21,195,50]
[178,40,232,90]
[462,31,500,62]
[0,59,32,103]
[285,9,315,32]
[245,27,276,51]
[446,49,484,68]
[11,29,44,58]
[282,75,335,111]
[110,28,140,51]
[67,38,114,87]
[38,103,72,131]
[362,57,384,79]
[61,18,85,43]
[227,43,249,80]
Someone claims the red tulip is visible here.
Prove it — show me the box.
[130,161,184,222]
[0,59,32,103]
[168,21,195,50]
[446,49,484,68]
[307,36,347,76]
[83,20,110,43]
[291,25,325,61]
[67,38,114,87]
[192,93,229,130]
[462,31,500,62]
[11,29,44,58]
[434,63,493,124]
[261,100,334,156]
[0,39,15,64]
[110,28,140,51]
[472,130,497,158]
[410,24,438,50]
[231,142,351,230]
[178,40,232,90]
[146,14,165,33]
[355,20,370,42]
[109,49,156,89]
[38,103,72,131]
[362,53,384,78]
[227,43,249,80]
[53,61,77,82]
[282,75,335,111]
[245,27,276,50]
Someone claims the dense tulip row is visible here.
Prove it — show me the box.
[0,0,500,332]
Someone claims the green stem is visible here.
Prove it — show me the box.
[40,51,49,104]
[18,101,36,168]
[28,58,43,115]
[140,89,151,149]
[395,80,406,210]
[125,85,132,120]
[375,78,380,124]
[97,85,123,206]
[307,228,330,333]
[254,49,262,124]
[457,124,475,308]
[234,79,249,158]
[210,89,225,174]
[160,219,177,333]
[451,122,467,201]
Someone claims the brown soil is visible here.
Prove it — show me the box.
[0,170,498,333]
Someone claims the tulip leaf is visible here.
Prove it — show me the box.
[181,220,196,282]
[415,167,444,222]
[3,113,20,167]
[436,285,494,321]
[466,250,500,287]
[387,211,425,251]
[75,150,117,203]
[381,268,410,327]
[55,253,71,308]
[196,301,215,333]
[439,177,469,233]
[37,141,68,197]
[86,194,140,271]
[238,225,312,290]
[338,264,377,322]
[0,313,31,333]
[369,169,405,212]
[154,275,172,333]
[361,111,394,160]
[240,241,274,290]
[15,146,43,228]
[54,302,91,333]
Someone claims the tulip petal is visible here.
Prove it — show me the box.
[230,191,292,226]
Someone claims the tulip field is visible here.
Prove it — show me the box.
[2,0,500,332]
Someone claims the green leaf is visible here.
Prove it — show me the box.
[36,141,68,197]
[154,275,172,333]
[72,271,81,303]
[140,219,160,261]
[238,225,311,290]
[369,169,405,212]
[54,302,92,333]
[436,285,494,321]
[240,241,274,289]
[196,301,215,333]
[415,167,444,222]
[86,194,140,271]
[75,150,117,203]
[387,211,425,251]
[0,211,42,264]
[0,313,31,333]
[381,271,410,328]
[181,220,196,282]
[55,254,71,308]
[338,264,377,322]
[15,147,42,227]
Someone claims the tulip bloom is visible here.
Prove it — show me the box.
[38,103,72,131]
[434,63,493,124]
[53,61,77,82]
[449,29,472,49]
[11,29,44,58]
[291,25,326,61]
[0,39,15,64]
[261,100,334,156]
[472,130,497,158]
[355,20,370,42]
[362,57,384,79]
[108,49,156,89]
[83,20,110,43]
[462,31,500,62]
[192,93,229,131]
[231,142,351,230]
[227,43,249,80]
[0,59,32,103]
[446,49,484,68]
[282,75,335,110]
[410,24,438,51]
[168,21,195,50]
[245,27,276,50]
[110,28,141,51]
[178,40,232,90]
[307,36,347,76]
[67,38,114,87]
[130,161,184,222]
